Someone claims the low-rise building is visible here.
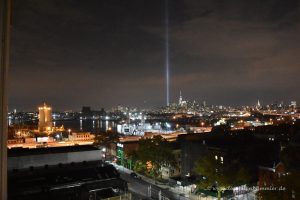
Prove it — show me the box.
[161,149,181,179]
[69,132,95,141]
[8,145,103,170]
[258,162,285,188]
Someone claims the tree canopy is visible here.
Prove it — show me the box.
[194,153,251,199]
[93,131,119,146]
[133,135,176,179]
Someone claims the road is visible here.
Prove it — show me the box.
[114,164,256,200]
[115,165,189,200]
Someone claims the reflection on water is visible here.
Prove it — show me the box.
[54,119,117,133]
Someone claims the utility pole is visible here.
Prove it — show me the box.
[158,190,162,200]
[0,0,11,199]
[148,185,152,198]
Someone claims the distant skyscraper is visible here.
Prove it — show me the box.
[81,106,92,117]
[290,101,297,109]
[256,100,261,110]
[202,101,206,108]
[179,91,183,105]
[38,103,52,132]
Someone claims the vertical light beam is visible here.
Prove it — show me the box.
[165,0,170,106]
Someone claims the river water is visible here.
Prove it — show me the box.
[53,119,118,133]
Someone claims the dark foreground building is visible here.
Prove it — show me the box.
[8,145,105,170]
[8,146,130,200]
[178,129,281,181]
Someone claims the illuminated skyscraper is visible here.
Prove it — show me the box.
[38,103,52,132]
[290,101,297,109]
[256,100,261,110]
[179,91,182,105]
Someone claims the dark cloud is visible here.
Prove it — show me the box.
[8,0,300,111]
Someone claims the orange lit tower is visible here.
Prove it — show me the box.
[38,103,53,132]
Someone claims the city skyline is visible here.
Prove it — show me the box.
[7,96,297,112]
[9,0,300,110]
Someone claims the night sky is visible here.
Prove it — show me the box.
[9,0,300,111]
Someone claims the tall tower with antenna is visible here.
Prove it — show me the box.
[179,91,183,105]
[257,100,261,109]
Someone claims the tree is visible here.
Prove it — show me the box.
[93,131,119,146]
[195,153,251,200]
[133,135,176,180]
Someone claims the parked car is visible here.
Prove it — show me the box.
[130,172,141,179]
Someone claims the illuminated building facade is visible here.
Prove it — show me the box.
[38,103,52,132]
[290,101,297,109]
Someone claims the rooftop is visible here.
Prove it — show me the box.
[8,145,99,157]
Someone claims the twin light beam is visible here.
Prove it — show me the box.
[165,0,170,106]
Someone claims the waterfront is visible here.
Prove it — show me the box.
[14,119,119,133]
[54,119,118,133]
